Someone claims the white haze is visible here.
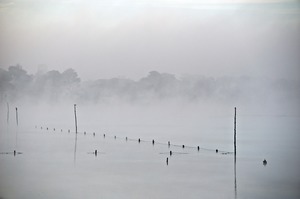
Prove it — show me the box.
[0,68,300,199]
[0,0,299,80]
[0,2,300,198]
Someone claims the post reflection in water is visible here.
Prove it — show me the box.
[234,155,237,199]
[74,131,78,165]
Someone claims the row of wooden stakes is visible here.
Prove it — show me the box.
[36,125,223,154]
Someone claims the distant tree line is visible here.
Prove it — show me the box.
[0,65,80,103]
[0,65,299,106]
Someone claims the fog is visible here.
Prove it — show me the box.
[0,66,300,199]
[1,0,300,80]
[1,0,299,118]
[0,65,299,129]
[1,1,300,199]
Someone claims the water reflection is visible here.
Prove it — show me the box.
[73,131,78,165]
[234,155,237,199]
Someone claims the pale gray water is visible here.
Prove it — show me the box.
[0,110,299,199]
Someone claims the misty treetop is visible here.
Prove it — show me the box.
[0,65,80,103]
[0,65,299,106]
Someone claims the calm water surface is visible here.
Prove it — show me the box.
[0,115,299,199]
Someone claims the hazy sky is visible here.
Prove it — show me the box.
[0,0,299,80]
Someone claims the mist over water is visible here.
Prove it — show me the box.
[0,66,300,199]
[1,1,300,197]
[1,65,299,143]
[1,65,299,115]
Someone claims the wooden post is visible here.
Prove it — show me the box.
[15,107,19,153]
[15,107,18,126]
[234,107,236,157]
[74,104,78,134]
[234,107,237,199]
[74,104,78,165]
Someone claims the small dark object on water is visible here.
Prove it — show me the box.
[84,131,86,135]
[47,127,48,130]
[166,157,169,165]
[197,146,200,151]
[61,129,62,132]
[13,150,16,156]
[95,150,98,156]
[138,138,141,143]
[216,149,219,153]
[114,136,116,139]
[103,134,105,138]
[152,140,155,145]
[168,141,170,147]
[93,132,95,136]
[41,127,42,130]
[170,151,172,156]
[53,128,55,131]
[263,159,267,166]
[182,145,185,148]
[126,137,128,141]
[68,129,70,133]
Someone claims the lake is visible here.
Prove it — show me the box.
[0,106,299,199]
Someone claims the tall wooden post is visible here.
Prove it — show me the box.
[74,104,77,134]
[234,107,237,199]
[15,107,18,126]
[234,107,236,157]
[74,104,78,164]
[15,107,19,153]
